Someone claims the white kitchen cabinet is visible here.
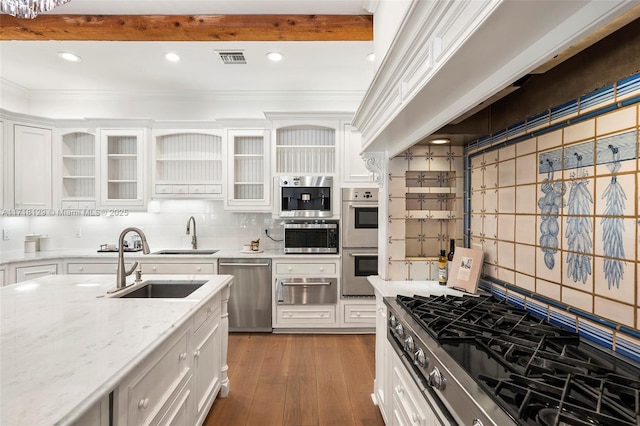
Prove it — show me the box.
[392,353,431,426]
[341,124,374,186]
[15,262,58,283]
[99,129,146,208]
[66,260,216,275]
[14,124,53,210]
[192,298,221,425]
[116,323,192,426]
[272,258,339,329]
[0,268,5,286]
[224,129,271,211]
[274,125,336,175]
[152,130,224,199]
[374,293,391,424]
[0,120,4,210]
[341,300,376,327]
[59,130,98,211]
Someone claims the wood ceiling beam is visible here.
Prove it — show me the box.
[0,14,373,41]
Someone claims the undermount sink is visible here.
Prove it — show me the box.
[152,249,219,255]
[119,280,207,298]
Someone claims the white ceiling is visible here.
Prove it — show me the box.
[0,0,375,93]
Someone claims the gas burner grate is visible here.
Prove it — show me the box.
[479,373,640,426]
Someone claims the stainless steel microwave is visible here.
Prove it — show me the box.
[283,220,338,254]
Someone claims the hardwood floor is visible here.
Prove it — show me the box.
[204,333,385,426]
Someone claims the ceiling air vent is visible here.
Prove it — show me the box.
[217,51,246,64]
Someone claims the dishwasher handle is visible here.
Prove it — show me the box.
[280,281,332,286]
[219,262,271,267]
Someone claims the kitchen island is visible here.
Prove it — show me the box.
[0,273,232,426]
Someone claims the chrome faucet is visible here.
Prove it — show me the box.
[186,216,197,249]
[115,227,150,291]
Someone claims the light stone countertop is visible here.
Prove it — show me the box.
[368,276,471,298]
[0,273,233,426]
[0,248,340,264]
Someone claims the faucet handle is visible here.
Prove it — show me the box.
[126,261,139,276]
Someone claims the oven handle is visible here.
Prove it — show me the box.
[349,253,378,257]
[349,204,377,209]
[280,281,332,286]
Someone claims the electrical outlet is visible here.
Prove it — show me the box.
[2,229,9,240]
[74,227,82,238]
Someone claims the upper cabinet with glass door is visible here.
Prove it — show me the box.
[225,129,271,211]
[152,129,223,199]
[99,129,146,208]
[59,129,98,211]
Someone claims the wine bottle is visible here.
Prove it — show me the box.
[438,249,448,285]
[447,239,455,277]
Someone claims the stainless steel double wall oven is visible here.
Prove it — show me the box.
[341,188,379,297]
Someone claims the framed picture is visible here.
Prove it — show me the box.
[447,247,484,294]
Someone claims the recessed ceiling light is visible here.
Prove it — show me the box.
[58,51,82,62]
[165,52,180,62]
[266,52,283,62]
[430,138,451,145]
[367,52,375,62]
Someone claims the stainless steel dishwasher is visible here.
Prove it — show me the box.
[219,258,272,332]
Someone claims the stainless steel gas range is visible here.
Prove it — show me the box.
[385,293,640,426]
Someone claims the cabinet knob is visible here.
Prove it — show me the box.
[194,350,201,358]
[412,413,419,423]
[320,313,325,318]
[179,352,187,361]
[287,313,293,317]
[319,267,324,271]
[79,267,84,271]
[355,312,361,317]
[288,267,293,271]
[152,266,157,271]
[138,398,149,409]
[196,266,202,271]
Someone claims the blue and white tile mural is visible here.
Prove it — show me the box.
[465,70,640,361]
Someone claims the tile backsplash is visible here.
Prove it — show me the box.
[0,200,283,253]
[467,71,640,361]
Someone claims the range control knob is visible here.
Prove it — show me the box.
[428,367,447,390]
[403,335,414,352]
[389,314,397,328]
[414,348,429,368]
[394,323,404,338]
[472,420,484,426]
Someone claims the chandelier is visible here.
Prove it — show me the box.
[1,0,72,19]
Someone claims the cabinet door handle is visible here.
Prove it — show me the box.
[194,350,201,358]
[138,398,149,409]
[179,352,187,361]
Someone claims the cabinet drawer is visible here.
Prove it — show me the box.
[156,184,172,194]
[172,185,189,194]
[141,263,215,274]
[192,294,221,333]
[126,328,191,426]
[392,359,428,425]
[155,376,191,426]
[67,263,133,274]
[343,303,377,324]
[276,305,336,325]
[205,184,222,194]
[275,263,336,275]
[188,184,205,194]
[15,264,57,283]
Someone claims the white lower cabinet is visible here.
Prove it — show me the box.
[14,262,58,283]
[193,301,221,425]
[0,268,5,286]
[113,284,229,426]
[272,258,339,329]
[341,300,376,327]
[66,260,216,275]
[374,293,391,424]
[119,325,191,426]
[392,354,430,426]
